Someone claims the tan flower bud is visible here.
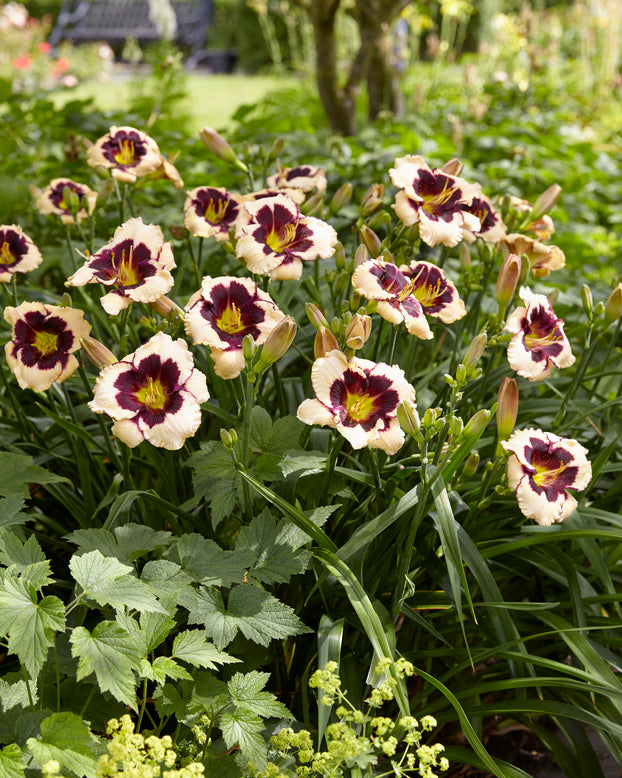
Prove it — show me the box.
[496,253,521,310]
[301,191,324,216]
[359,225,382,258]
[168,223,189,240]
[200,126,248,172]
[441,158,464,176]
[334,241,346,270]
[344,313,371,350]
[314,326,340,358]
[353,244,369,269]
[604,283,622,327]
[461,409,491,440]
[329,182,353,213]
[305,302,329,329]
[149,295,184,320]
[461,452,480,477]
[96,178,115,207]
[530,184,562,222]
[267,137,284,162]
[254,316,296,372]
[463,332,487,368]
[80,336,117,368]
[581,284,593,317]
[496,377,518,442]
[397,400,421,438]
[360,184,384,217]
[459,243,471,270]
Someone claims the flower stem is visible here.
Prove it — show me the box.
[553,326,601,428]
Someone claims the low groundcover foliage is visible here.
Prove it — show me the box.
[0,105,621,778]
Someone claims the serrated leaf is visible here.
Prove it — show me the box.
[236,512,309,584]
[88,577,166,614]
[220,708,267,771]
[0,578,65,678]
[205,479,243,529]
[140,612,176,653]
[268,417,303,454]
[0,498,29,529]
[113,525,172,562]
[26,713,97,778]
[189,585,309,649]
[69,550,132,591]
[228,672,291,719]
[0,744,24,778]
[151,657,193,683]
[15,562,53,592]
[0,454,67,500]
[70,622,141,709]
[177,535,252,587]
[13,709,50,746]
[275,505,339,551]
[64,529,120,559]
[172,630,240,669]
[153,683,188,720]
[278,451,328,477]
[0,680,34,714]
[248,406,273,452]
[141,559,194,613]
[0,531,45,568]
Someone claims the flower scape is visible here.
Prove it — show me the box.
[1,117,619,778]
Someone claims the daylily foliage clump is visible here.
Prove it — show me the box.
[1,114,621,778]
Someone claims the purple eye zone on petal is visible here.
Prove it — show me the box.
[114,354,183,427]
[370,263,408,296]
[524,437,579,501]
[330,369,399,431]
[415,170,462,223]
[285,166,312,181]
[466,197,497,233]
[199,280,266,347]
[90,239,156,288]
[192,188,239,227]
[522,304,564,362]
[252,203,312,256]
[49,181,83,212]
[101,130,147,168]
[13,311,73,370]
[406,264,453,313]
[0,228,28,270]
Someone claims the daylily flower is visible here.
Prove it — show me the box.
[247,187,305,205]
[0,225,43,282]
[152,155,184,189]
[235,194,337,280]
[89,332,209,450]
[504,287,574,381]
[36,178,98,224]
[351,257,465,339]
[502,233,565,278]
[267,165,327,194]
[4,302,91,392]
[184,276,285,379]
[297,349,417,455]
[389,155,481,247]
[87,126,162,183]
[502,428,591,524]
[184,186,246,241]
[462,194,506,244]
[66,217,175,315]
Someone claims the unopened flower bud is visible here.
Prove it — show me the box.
[330,182,353,213]
[359,225,382,258]
[459,243,471,270]
[344,313,371,350]
[463,332,487,368]
[360,184,384,217]
[150,295,184,320]
[461,452,480,478]
[220,428,238,449]
[423,407,441,429]
[62,185,80,214]
[301,191,324,216]
[441,158,464,176]
[334,270,350,294]
[604,283,622,327]
[455,364,467,385]
[547,288,559,306]
[581,284,593,317]
[496,377,518,442]
[267,137,284,162]
[242,333,256,363]
[530,184,562,222]
[334,241,346,270]
[367,210,392,231]
[96,178,115,207]
[168,223,189,240]
[61,292,72,307]
[449,416,464,437]
[330,316,341,335]
[81,336,117,368]
[353,244,369,269]
[496,253,521,310]
[254,316,297,372]
[594,301,605,318]
[314,326,340,358]
[200,126,248,172]
[306,302,329,329]
[397,400,420,437]
[462,409,491,440]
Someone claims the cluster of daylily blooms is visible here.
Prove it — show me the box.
[2,124,620,525]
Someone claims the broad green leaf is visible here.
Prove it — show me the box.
[227,671,291,719]
[206,480,243,529]
[177,534,252,587]
[142,657,192,684]
[113,524,172,561]
[26,712,98,778]
[235,512,310,584]
[14,562,53,592]
[0,680,34,714]
[64,529,119,559]
[70,550,165,614]
[0,498,28,530]
[0,744,24,778]
[268,417,304,454]
[0,577,65,678]
[153,683,188,720]
[172,629,239,669]
[189,585,310,649]
[276,505,338,551]
[140,612,176,653]
[0,454,67,500]
[248,406,273,452]
[141,560,194,612]
[278,452,327,477]
[220,708,266,771]
[70,622,141,709]
[0,531,45,569]
[13,710,50,746]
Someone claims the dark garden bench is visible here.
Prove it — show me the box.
[49,0,237,71]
